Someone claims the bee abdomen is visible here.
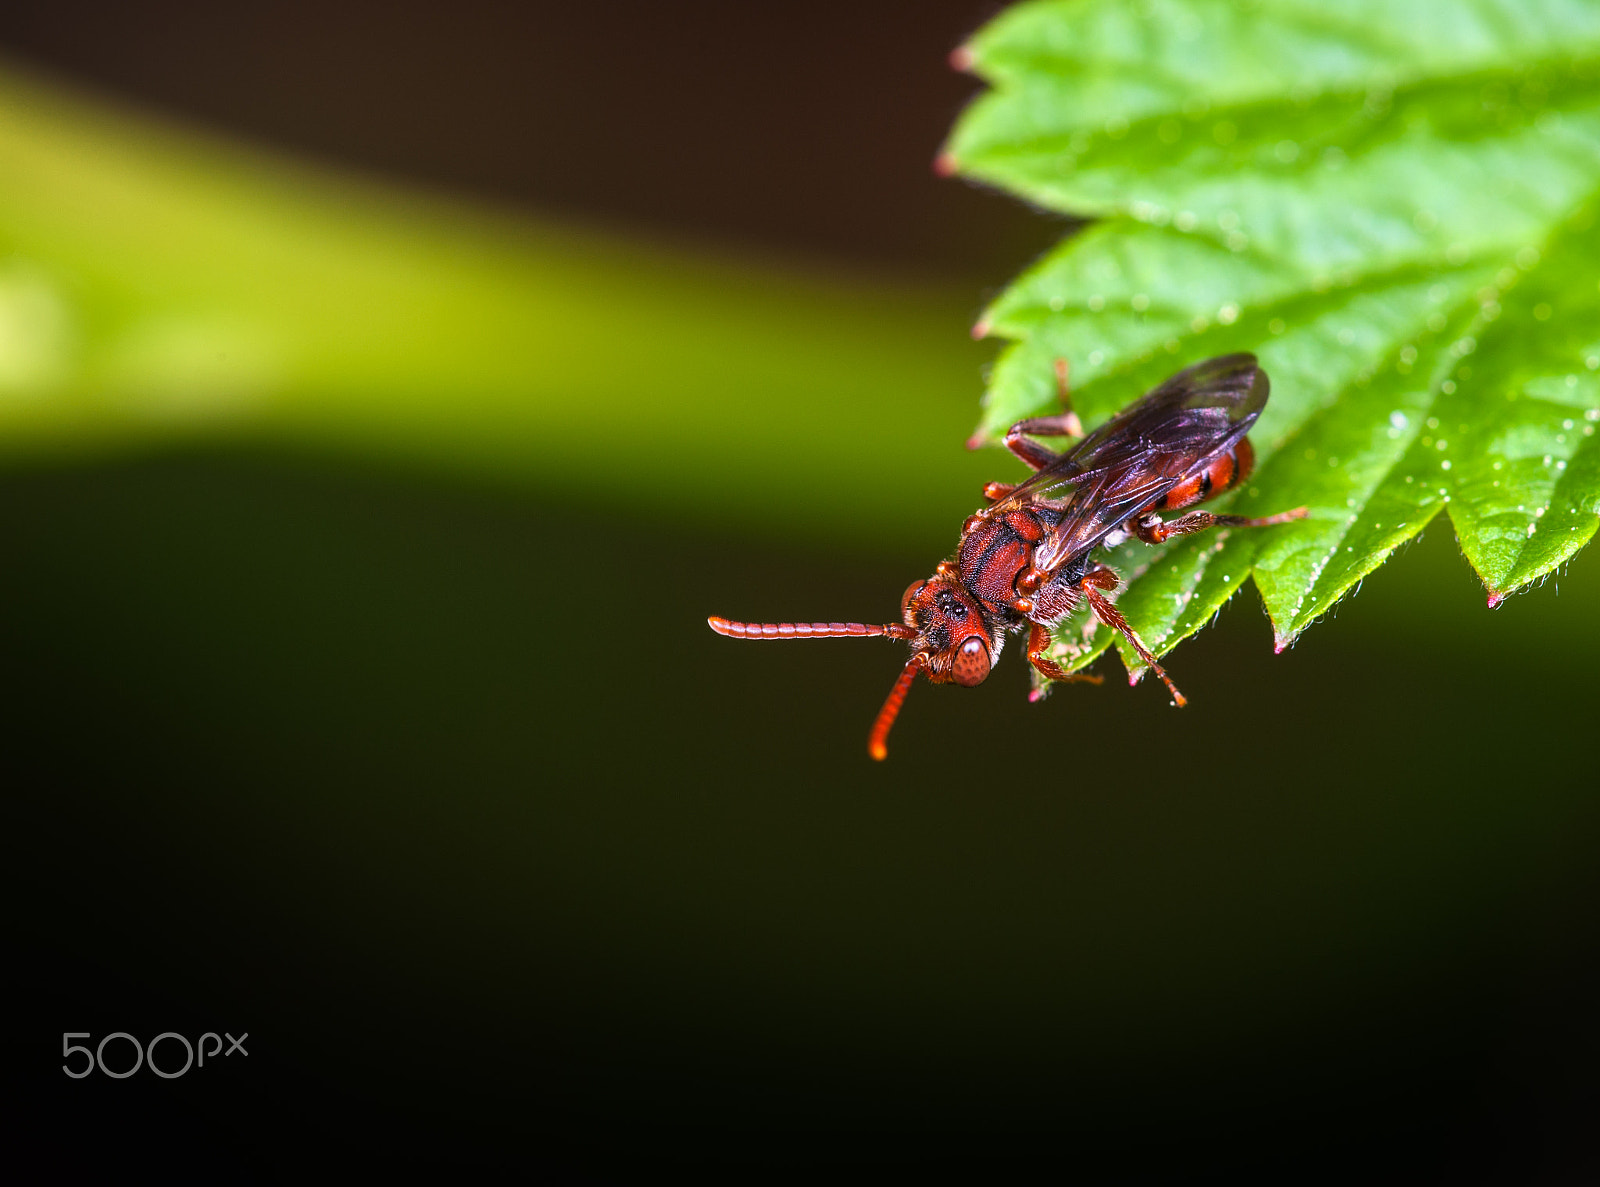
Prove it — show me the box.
[1156,438,1255,513]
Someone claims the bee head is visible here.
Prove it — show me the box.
[900,575,996,688]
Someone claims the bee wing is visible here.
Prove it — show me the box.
[996,354,1268,572]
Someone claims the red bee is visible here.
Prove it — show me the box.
[710,353,1307,759]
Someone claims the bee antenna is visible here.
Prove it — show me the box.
[869,654,926,761]
[707,616,914,641]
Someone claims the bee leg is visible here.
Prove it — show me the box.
[1025,622,1103,703]
[1129,507,1308,545]
[1001,362,1085,469]
[1002,425,1073,470]
[982,481,1018,502]
[1078,569,1188,707]
[1054,358,1075,413]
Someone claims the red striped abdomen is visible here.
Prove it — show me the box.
[1154,437,1255,513]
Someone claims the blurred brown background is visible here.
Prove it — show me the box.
[0,0,1054,277]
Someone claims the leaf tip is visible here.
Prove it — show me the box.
[934,150,960,178]
[964,430,988,451]
[970,317,991,340]
[948,44,976,73]
[1486,590,1505,609]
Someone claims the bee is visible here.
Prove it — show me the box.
[711,354,1306,758]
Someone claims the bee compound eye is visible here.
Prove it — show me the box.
[951,635,991,687]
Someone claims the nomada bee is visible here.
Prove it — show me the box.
[710,353,1307,758]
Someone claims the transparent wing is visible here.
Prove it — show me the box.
[993,354,1268,571]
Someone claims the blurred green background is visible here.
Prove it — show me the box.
[5,2,1596,1172]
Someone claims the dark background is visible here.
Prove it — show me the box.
[0,0,1053,278]
[4,2,1598,1174]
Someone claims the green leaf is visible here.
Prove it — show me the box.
[943,0,1600,678]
